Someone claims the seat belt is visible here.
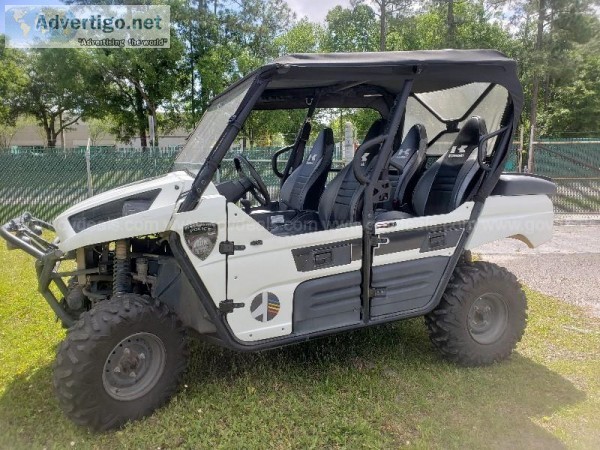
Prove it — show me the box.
[280,95,319,186]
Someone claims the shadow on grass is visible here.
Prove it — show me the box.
[0,319,587,448]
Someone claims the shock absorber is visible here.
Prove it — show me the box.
[113,239,131,296]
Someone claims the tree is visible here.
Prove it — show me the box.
[509,0,600,168]
[323,4,378,52]
[180,0,295,125]
[275,19,325,54]
[539,17,600,135]
[87,118,116,146]
[353,0,413,50]
[386,1,514,52]
[0,35,26,126]
[14,49,100,148]
[527,0,546,171]
[93,35,186,147]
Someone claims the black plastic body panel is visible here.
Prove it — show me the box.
[69,188,160,233]
[370,256,449,317]
[491,173,557,196]
[292,239,361,272]
[250,209,297,229]
[293,270,361,333]
[155,258,217,334]
[374,224,464,257]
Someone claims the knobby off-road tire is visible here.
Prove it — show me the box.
[425,261,527,366]
[53,294,189,431]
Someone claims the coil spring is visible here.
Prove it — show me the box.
[113,240,130,296]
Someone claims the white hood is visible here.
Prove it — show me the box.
[54,171,194,253]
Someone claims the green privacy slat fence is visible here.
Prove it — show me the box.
[532,140,600,214]
[0,140,599,224]
[0,147,179,224]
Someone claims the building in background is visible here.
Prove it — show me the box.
[8,121,190,149]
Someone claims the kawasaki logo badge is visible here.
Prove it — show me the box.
[361,152,370,166]
[250,292,280,322]
[448,145,469,158]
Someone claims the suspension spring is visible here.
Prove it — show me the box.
[113,240,131,296]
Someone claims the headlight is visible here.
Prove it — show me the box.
[68,189,161,233]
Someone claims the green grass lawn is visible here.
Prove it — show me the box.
[0,244,598,449]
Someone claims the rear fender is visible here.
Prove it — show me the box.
[465,195,554,249]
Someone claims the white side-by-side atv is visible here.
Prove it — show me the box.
[1,50,556,431]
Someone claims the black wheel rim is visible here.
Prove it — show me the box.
[467,293,509,345]
[102,332,166,401]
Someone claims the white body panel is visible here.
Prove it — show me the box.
[374,202,474,266]
[49,169,555,344]
[224,203,363,341]
[170,189,227,309]
[220,202,475,342]
[465,195,554,249]
[54,172,193,253]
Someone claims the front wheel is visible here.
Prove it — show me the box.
[53,294,188,431]
[425,261,527,366]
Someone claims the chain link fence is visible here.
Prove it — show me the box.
[0,140,598,223]
[0,147,179,224]
[532,140,600,214]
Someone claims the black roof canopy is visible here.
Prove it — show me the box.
[226,49,523,120]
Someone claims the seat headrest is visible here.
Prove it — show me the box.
[306,128,334,163]
[390,124,427,168]
[356,118,386,168]
[400,124,426,152]
[453,116,487,147]
[362,118,386,144]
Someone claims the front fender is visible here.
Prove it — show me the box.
[465,195,554,249]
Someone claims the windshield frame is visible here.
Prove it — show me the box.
[179,68,275,212]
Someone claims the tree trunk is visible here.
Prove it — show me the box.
[379,0,386,51]
[135,90,147,149]
[543,7,554,106]
[447,0,455,48]
[528,0,546,173]
[45,127,54,148]
[46,116,56,148]
[59,112,65,149]
[52,130,60,149]
[150,110,159,147]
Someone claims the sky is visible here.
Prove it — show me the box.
[1,0,62,33]
[286,0,352,22]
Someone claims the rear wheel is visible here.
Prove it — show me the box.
[425,261,527,366]
[53,294,188,431]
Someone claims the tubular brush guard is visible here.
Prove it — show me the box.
[0,213,75,327]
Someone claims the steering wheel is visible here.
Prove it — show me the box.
[233,155,271,207]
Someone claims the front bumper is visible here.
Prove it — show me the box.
[1,213,75,327]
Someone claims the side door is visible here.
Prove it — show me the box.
[369,203,473,318]
[224,202,364,342]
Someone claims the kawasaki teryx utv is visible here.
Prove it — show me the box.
[1,50,557,430]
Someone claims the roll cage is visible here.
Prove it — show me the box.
[179,50,522,220]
